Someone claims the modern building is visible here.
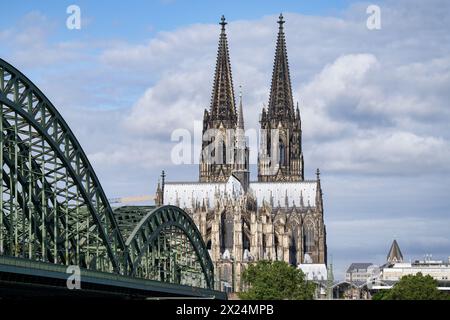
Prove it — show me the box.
[381,259,450,282]
[328,263,379,299]
[155,15,327,292]
[379,241,450,282]
[345,263,376,282]
[333,240,450,299]
[367,240,450,293]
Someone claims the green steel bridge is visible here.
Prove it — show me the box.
[0,58,225,299]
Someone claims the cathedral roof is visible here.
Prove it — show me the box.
[209,15,236,122]
[268,14,295,120]
[250,181,316,208]
[163,179,318,209]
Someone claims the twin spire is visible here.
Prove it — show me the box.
[209,15,236,122]
[201,14,304,184]
[268,14,295,119]
[209,14,295,126]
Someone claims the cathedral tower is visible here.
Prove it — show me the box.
[162,15,327,292]
[258,14,304,182]
[199,16,249,186]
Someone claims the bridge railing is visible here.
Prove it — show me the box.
[0,255,226,298]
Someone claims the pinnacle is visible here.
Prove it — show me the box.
[237,85,244,130]
[209,16,236,122]
[268,15,294,119]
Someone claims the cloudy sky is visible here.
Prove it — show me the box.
[1,0,449,279]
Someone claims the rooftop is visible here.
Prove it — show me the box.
[346,263,373,273]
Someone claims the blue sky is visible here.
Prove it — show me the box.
[1,0,354,40]
[1,0,449,279]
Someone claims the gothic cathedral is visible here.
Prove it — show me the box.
[156,14,327,292]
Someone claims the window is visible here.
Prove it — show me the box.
[279,140,285,166]
[289,232,298,265]
[303,224,314,253]
[222,140,227,164]
[274,235,279,260]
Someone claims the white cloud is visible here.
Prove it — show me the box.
[123,69,211,135]
[309,130,450,174]
[328,216,450,265]
[114,6,450,177]
[100,23,218,74]
[300,53,379,139]
[0,11,87,68]
[88,139,171,168]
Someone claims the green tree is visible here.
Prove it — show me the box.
[372,272,450,300]
[238,260,316,300]
[371,290,390,300]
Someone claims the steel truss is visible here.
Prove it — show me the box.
[0,58,214,289]
[126,205,214,289]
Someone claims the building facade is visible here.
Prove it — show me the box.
[156,15,327,292]
[380,240,450,282]
[345,263,376,282]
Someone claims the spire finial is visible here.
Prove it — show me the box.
[239,84,242,98]
[220,15,227,31]
[278,13,285,28]
[316,168,320,179]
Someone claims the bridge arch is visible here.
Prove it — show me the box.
[126,205,214,289]
[0,58,215,292]
[0,58,128,273]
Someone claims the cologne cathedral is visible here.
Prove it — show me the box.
[156,14,327,292]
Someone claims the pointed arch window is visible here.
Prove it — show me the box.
[274,235,279,260]
[242,221,250,251]
[215,133,226,165]
[222,140,227,164]
[279,139,286,166]
[289,231,298,266]
[303,223,315,254]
